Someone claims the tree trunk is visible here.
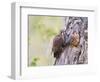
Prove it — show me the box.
[54,17,88,65]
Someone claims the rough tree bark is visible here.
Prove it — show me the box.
[53,17,88,65]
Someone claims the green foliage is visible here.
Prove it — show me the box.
[31,62,36,66]
[29,16,63,41]
[31,57,40,66]
[29,16,63,66]
[30,55,55,66]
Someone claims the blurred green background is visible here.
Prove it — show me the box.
[28,15,64,66]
